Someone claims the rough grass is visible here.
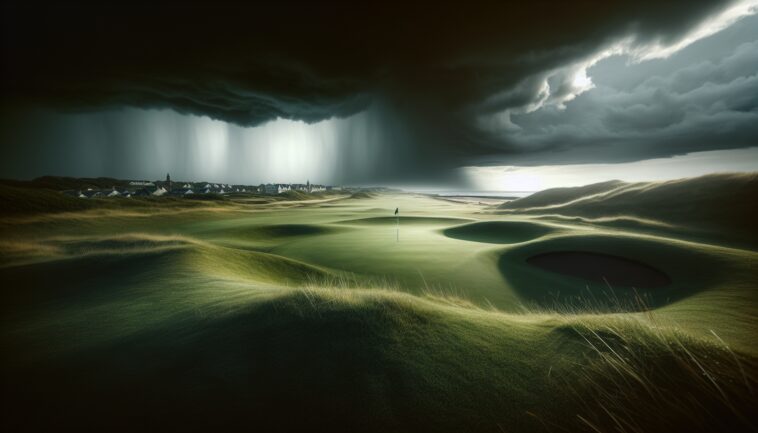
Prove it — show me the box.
[0,175,133,191]
[0,184,341,218]
[349,191,377,199]
[2,279,754,433]
[0,184,94,215]
[551,317,757,433]
[1,182,756,432]
[498,173,758,245]
[0,184,233,217]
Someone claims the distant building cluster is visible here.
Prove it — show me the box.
[65,174,338,198]
[260,180,329,195]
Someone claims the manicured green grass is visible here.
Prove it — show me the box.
[0,177,756,432]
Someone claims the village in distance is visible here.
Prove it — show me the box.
[62,173,346,198]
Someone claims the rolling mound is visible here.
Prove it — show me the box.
[193,245,335,285]
[0,248,189,313]
[500,179,625,209]
[348,191,376,199]
[442,221,553,244]
[498,173,758,243]
[1,234,194,267]
[0,175,132,191]
[0,184,93,215]
[278,190,311,200]
[1,177,756,433]
[49,234,191,256]
[2,286,754,433]
[0,184,229,217]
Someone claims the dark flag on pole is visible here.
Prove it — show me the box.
[395,208,399,215]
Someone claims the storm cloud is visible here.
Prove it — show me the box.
[1,0,757,183]
[484,12,758,165]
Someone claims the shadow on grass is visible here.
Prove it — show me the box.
[442,221,553,244]
[496,234,723,312]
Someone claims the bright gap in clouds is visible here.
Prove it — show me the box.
[464,147,758,192]
[634,0,758,61]
[482,0,758,130]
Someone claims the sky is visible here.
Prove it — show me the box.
[1,0,757,188]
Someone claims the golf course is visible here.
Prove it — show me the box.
[1,173,756,432]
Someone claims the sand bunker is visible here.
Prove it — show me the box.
[527,251,671,288]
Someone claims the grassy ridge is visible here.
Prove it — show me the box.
[0,175,133,191]
[1,177,756,432]
[0,184,232,216]
[2,275,755,433]
[498,173,758,244]
[500,180,625,209]
[0,184,94,214]
[0,183,344,217]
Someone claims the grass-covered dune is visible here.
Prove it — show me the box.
[0,181,346,218]
[1,181,756,432]
[499,180,625,209]
[3,282,756,432]
[2,266,755,433]
[0,175,134,191]
[498,173,758,246]
[0,183,233,216]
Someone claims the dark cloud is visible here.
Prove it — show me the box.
[488,15,758,165]
[1,0,756,182]
[1,1,732,122]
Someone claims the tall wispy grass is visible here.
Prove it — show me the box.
[292,277,757,432]
[518,277,667,315]
[522,286,758,433]
[299,271,483,311]
[552,320,756,433]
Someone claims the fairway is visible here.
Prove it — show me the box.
[1,183,756,432]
